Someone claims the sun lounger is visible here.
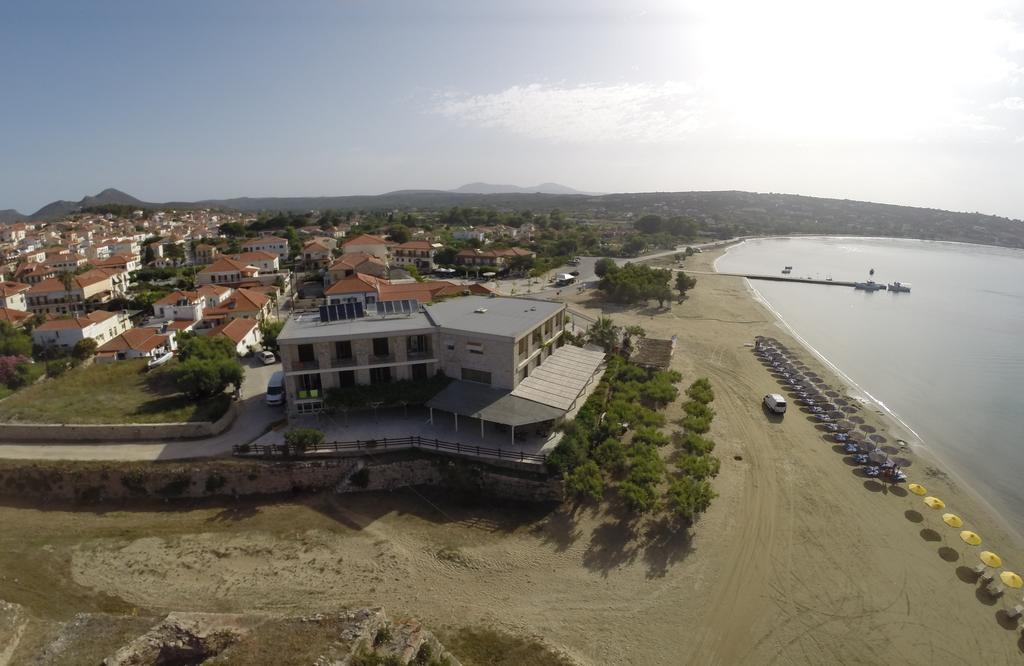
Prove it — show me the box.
[980,569,996,583]
[985,581,1005,597]
[972,563,987,576]
[1007,604,1024,620]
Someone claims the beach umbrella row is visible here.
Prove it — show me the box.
[908,483,1023,602]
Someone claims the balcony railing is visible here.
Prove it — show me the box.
[292,360,320,371]
[330,356,356,368]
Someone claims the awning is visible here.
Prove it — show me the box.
[427,380,564,427]
[511,345,606,410]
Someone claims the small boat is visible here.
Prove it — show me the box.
[887,281,911,293]
[146,351,173,370]
[782,266,793,274]
[854,280,885,292]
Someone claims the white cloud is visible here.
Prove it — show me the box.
[434,82,706,143]
[993,96,1024,110]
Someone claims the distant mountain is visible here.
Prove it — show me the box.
[8,187,1023,249]
[0,210,26,224]
[450,182,595,195]
[28,188,145,221]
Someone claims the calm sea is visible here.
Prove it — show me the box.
[715,237,1024,537]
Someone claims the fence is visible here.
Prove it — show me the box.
[233,435,549,465]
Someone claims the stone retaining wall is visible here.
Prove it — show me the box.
[0,402,238,443]
[0,451,563,504]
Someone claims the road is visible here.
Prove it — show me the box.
[0,356,283,461]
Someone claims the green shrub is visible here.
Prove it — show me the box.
[683,401,715,420]
[593,437,627,473]
[682,414,712,434]
[205,472,226,492]
[682,432,716,455]
[632,426,670,448]
[675,454,721,480]
[284,428,324,453]
[374,625,392,647]
[619,479,659,513]
[120,468,147,494]
[157,472,192,496]
[566,460,604,502]
[666,476,717,521]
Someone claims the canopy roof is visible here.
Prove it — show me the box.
[427,381,564,427]
[511,345,607,411]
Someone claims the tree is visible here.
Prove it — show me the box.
[594,257,617,278]
[259,320,286,353]
[164,242,186,264]
[285,226,301,258]
[666,476,717,522]
[567,460,604,502]
[675,271,697,299]
[177,333,237,363]
[71,338,98,361]
[622,236,646,256]
[174,358,244,399]
[634,215,663,235]
[598,263,671,305]
[0,322,32,358]
[386,225,410,244]
[586,316,621,354]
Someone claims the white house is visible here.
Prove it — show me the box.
[31,310,132,350]
[209,317,261,356]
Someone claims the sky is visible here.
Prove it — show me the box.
[2,0,1023,218]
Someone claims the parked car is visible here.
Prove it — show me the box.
[265,370,285,405]
[259,350,277,365]
[763,393,787,415]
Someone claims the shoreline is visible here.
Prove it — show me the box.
[714,238,1024,549]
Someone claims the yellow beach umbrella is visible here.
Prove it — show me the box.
[959,531,982,546]
[999,571,1023,589]
[923,496,945,510]
[908,483,927,496]
[941,513,963,528]
[979,551,1002,568]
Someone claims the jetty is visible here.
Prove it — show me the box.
[698,271,858,288]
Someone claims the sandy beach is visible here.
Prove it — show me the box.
[2,246,1023,664]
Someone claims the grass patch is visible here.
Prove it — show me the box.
[440,628,573,666]
[0,358,230,424]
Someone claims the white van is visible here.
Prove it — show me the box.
[266,370,285,406]
[763,393,787,415]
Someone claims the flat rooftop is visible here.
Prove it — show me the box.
[278,309,435,343]
[424,295,563,339]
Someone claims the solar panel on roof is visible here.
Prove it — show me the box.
[319,305,329,322]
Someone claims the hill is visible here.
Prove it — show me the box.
[0,209,26,224]
[450,181,592,195]
[9,187,1024,249]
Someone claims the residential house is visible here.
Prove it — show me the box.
[325,275,490,308]
[242,235,289,261]
[92,254,141,276]
[14,263,55,285]
[31,310,132,350]
[225,251,279,273]
[153,290,205,322]
[0,281,30,311]
[209,318,262,356]
[324,253,387,286]
[194,243,219,265]
[196,257,260,287]
[341,234,394,261]
[25,269,124,315]
[201,288,271,326]
[1,224,27,243]
[301,240,333,270]
[451,228,487,243]
[0,308,30,327]
[96,327,175,363]
[392,240,441,272]
[47,253,89,272]
[453,247,535,268]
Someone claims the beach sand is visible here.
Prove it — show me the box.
[1,247,1023,664]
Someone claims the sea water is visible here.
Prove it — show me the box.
[716,237,1024,537]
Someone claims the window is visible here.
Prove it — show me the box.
[297,344,316,363]
[334,340,352,360]
[518,338,527,355]
[467,342,484,355]
[461,368,492,385]
[532,328,542,346]
[370,366,392,384]
[372,337,389,357]
[544,319,552,336]
[407,335,429,355]
[337,370,355,387]
[412,363,428,380]
[297,373,322,399]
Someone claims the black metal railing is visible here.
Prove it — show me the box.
[232,435,548,465]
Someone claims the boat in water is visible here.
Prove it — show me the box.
[782,266,793,274]
[854,280,885,292]
[887,281,911,293]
